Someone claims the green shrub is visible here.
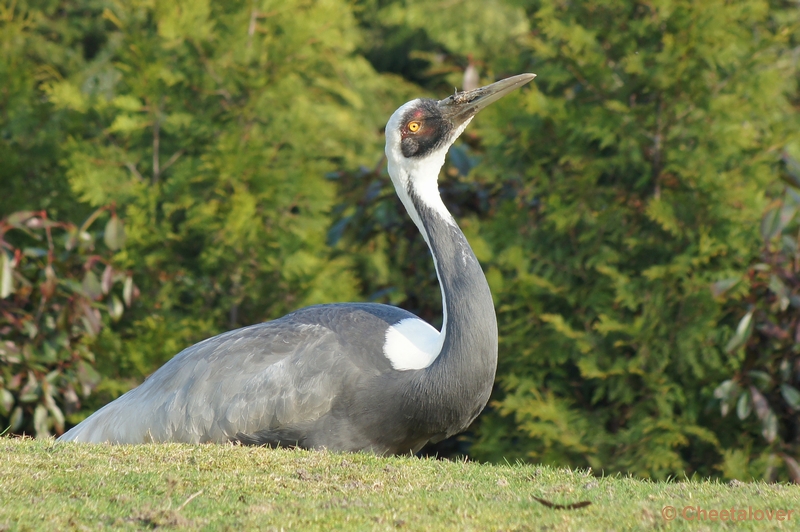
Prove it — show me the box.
[711,160,800,482]
[467,0,800,481]
[3,0,800,482]
[0,209,135,436]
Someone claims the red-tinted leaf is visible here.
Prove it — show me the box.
[0,388,13,416]
[714,380,738,417]
[750,385,771,421]
[781,454,800,484]
[714,380,734,400]
[44,392,64,433]
[101,264,114,295]
[33,404,50,437]
[7,373,23,390]
[763,410,778,443]
[76,360,101,397]
[780,384,800,411]
[62,385,79,414]
[1,252,14,298]
[65,229,78,251]
[104,214,126,250]
[19,371,39,403]
[82,270,102,300]
[109,295,124,322]
[725,310,753,353]
[9,406,23,432]
[0,342,21,364]
[780,359,792,382]
[123,275,134,307]
[41,265,57,299]
[5,211,35,227]
[25,216,58,229]
[736,391,751,420]
[769,275,790,311]
[758,321,790,340]
[80,301,102,337]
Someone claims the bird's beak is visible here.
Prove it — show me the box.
[437,73,536,127]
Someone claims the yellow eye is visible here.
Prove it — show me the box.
[408,121,421,132]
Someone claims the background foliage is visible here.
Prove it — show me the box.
[0,208,133,437]
[2,0,799,482]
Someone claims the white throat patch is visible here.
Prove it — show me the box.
[384,99,472,238]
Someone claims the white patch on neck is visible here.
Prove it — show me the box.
[383,318,443,371]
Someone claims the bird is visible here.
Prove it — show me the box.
[58,73,537,454]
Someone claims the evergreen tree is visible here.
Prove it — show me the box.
[345,0,800,480]
[2,0,409,419]
[471,0,799,480]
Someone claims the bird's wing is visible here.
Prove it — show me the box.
[59,316,360,444]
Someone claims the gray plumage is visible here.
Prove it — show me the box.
[58,73,536,453]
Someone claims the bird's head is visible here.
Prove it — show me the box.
[386,73,536,162]
[384,73,536,226]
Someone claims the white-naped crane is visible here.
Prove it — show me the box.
[59,73,536,454]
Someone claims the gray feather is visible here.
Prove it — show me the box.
[60,303,414,449]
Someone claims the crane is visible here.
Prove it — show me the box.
[58,73,536,454]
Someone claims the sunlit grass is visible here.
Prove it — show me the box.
[2,437,798,530]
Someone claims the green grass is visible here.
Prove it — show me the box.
[2,438,799,531]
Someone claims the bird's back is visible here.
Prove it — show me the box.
[58,303,418,446]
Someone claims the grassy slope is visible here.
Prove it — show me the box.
[1,438,799,531]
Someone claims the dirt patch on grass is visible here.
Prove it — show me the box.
[119,507,193,529]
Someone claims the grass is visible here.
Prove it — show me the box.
[2,437,799,531]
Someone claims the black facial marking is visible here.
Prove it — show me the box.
[401,137,419,158]
[399,99,455,159]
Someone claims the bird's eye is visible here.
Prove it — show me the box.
[407,121,421,132]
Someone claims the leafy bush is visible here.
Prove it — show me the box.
[354,0,800,480]
[466,0,800,481]
[0,209,135,436]
[3,0,800,483]
[3,0,413,423]
[712,158,800,482]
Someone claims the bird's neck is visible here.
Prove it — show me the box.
[402,175,498,393]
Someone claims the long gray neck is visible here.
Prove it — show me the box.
[407,184,498,427]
